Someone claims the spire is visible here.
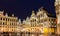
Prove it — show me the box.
[40,7,44,11]
[19,19,21,22]
[38,8,41,12]
[26,16,30,22]
[37,7,44,16]
[23,19,25,22]
[5,13,8,17]
[0,11,4,16]
[26,16,29,20]
[31,10,35,17]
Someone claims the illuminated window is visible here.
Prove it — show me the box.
[10,23,11,25]
[49,19,50,21]
[12,23,13,25]
[3,18,5,20]
[35,19,36,21]
[0,22,2,25]
[8,19,9,21]
[12,29,13,31]
[0,26,1,27]
[45,19,47,21]
[3,22,7,25]
[6,18,7,21]
[12,19,13,21]
[3,22,4,25]
[12,26,13,28]
[57,12,59,14]
[58,24,60,26]
[1,18,2,20]
[10,19,11,21]
[41,20,43,23]
[40,14,43,17]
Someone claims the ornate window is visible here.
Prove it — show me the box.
[0,22,2,25]
[1,18,2,20]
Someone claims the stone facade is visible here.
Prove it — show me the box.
[0,7,56,36]
[0,0,60,36]
[55,0,60,35]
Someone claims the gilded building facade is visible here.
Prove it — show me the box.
[0,7,57,36]
[0,7,55,36]
[55,0,60,35]
[0,0,60,36]
[19,7,56,36]
[0,11,21,36]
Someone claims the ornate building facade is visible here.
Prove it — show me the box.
[0,0,60,36]
[55,0,60,35]
[0,7,56,36]
[0,11,22,36]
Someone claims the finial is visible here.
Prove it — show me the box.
[23,19,25,22]
[12,14,14,16]
[38,8,41,12]
[0,11,4,15]
[26,16,29,20]
[31,10,35,17]
[26,16,30,21]
[40,7,44,10]
[19,19,21,22]
[5,13,8,17]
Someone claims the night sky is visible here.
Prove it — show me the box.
[0,0,56,20]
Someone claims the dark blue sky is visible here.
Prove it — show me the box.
[0,0,56,20]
